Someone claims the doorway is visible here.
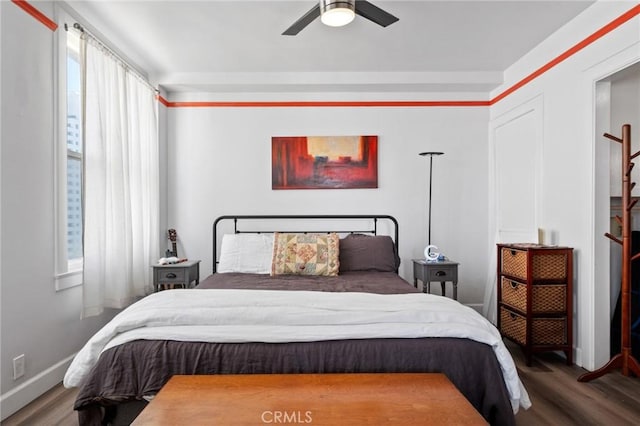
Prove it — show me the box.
[595,61,640,367]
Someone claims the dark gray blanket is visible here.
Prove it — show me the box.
[73,272,515,425]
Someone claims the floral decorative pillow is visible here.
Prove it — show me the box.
[271,232,340,276]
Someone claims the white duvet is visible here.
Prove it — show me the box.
[64,289,531,412]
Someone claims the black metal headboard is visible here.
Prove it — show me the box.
[212,215,399,274]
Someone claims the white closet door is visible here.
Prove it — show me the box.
[484,100,541,323]
[495,112,538,235]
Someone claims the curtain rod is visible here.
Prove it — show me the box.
[65,22,159,94]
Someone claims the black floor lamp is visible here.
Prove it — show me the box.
[419,152,444,246]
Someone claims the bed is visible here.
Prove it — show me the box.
[64,215,530,425]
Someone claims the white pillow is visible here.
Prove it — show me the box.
[217,233,274,274]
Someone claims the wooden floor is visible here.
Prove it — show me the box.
[2,341,640,425]
[1,382,79,426]
[508,340,640,425]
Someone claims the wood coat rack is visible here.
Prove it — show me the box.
[579,124,640,382]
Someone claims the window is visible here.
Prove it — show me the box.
[66,29,83,262]
[55,12,83,290]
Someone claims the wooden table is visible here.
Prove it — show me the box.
[132,373,487,425]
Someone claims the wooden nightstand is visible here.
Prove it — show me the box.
[152,260,201,292]
[412,259,460,300]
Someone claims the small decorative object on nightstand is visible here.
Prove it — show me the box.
[412,259,459,300]
[152,259,201,292]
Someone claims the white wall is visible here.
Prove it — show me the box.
[488,1,640,370]
[0,2,116,419]
[166,103,490,305]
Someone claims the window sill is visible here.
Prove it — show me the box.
[55,269,83,291]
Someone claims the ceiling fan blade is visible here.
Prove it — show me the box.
[355,0,398,27]
[282,4,321,35]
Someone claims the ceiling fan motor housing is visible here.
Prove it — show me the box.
[320,0,356,27]
[320,0,355,14]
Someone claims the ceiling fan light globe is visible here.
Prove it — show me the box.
[321,8,355,27]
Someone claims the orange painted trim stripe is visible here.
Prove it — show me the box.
[161,4,640,108]
[161,100,490,108]
[11,0,58,31]
[10,1,640,107]
[157,95,171,107]
[490,3,640,105]
[7,0,618,108]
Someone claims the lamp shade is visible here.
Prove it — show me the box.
[320,0,356,27]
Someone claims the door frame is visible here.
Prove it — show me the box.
[585,45,640,370]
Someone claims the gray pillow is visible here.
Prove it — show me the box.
[339,234,400,272]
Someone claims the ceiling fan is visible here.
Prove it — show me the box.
[283,0,399,36]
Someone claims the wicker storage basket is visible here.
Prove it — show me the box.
[501,248,567,280]
[500,307,527,345]
[500,307,567,345]
[500,277,566,313]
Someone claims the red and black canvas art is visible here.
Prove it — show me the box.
[272,135,378,190]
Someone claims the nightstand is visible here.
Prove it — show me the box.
[152,260,201,292]
[497,244,573,366]
[412,259,460,300]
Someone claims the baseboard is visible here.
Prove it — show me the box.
[574,346,583,368]
[0,353,75,421]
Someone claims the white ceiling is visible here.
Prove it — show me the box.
[63,0,595,95]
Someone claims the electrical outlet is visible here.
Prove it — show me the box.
[13,354,25,380]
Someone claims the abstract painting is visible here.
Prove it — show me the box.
[272,135,378,189]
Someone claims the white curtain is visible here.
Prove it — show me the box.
[81,35,159,317]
